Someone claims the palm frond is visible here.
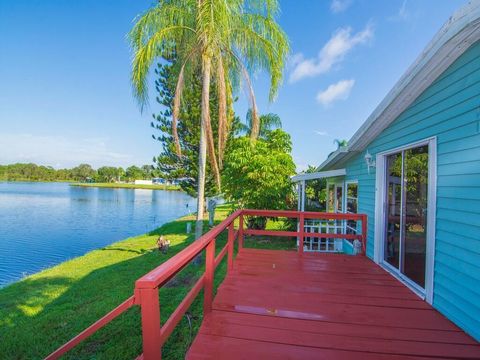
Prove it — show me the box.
[128,0,196,110]
[233,11,289,101]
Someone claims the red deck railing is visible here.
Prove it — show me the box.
[45,210,367,360]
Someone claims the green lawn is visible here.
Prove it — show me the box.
[0,206,295,359]
[70,182,182,191]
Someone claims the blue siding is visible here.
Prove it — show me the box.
[339,41,480,340]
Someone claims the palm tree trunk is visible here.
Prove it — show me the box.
[195,56,212,240]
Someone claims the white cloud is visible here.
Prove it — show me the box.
[287,53,305,69]
[0,133,134,168]
[315,130,329,136]
[388,0,410,22]
[289,23,374,83]
[330,0,352,13]
[316,79,355,107]
[398,0,408,19]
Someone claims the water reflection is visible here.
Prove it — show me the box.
[0,182,195,287]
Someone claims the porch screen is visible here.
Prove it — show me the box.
[346,182,358,236]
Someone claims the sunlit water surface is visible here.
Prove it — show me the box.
[0,182,195,287]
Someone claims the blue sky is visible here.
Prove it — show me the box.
[0,0,466,170]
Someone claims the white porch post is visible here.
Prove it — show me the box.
[297,182,302,211]
[301,180,306,212]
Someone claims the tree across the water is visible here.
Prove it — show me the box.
[0,163,162,183]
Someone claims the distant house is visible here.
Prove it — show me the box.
[134,180,153,185]
[152,177,189,186]
[152,178,167,185]
[293,2,480,341]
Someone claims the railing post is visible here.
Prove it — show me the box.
[361,214,367,255]
[238,214,244,251]
[227,224,234,273]
[139,287,162,360]
[299,212,304,255]
[204,238,215,314]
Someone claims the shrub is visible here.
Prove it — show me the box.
[222,129,296,228]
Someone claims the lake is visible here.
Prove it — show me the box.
[0,182,196,287]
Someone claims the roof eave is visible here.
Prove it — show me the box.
[291,168,346,182]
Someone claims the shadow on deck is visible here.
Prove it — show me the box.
[188,249,480,360]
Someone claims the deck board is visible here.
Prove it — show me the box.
[187,249,480,359]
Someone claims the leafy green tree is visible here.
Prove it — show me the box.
[96,167,119,183]
[238,110,282,139]
[55,168,72,181]
[71,164,96,182]
[0,163,159,183]
[141,164,155,179]
[304,165,327,211]
[0,163,67,181]
[116,167,125,182]
[125,166,145,182]
[222,129,296,228]
[129,0,289,238]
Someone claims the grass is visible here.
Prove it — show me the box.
[70,182,182,191]
[0,206,295,359]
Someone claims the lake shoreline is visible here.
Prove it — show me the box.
[70,182,182,191]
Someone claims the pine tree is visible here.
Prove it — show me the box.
[151,59,238,198]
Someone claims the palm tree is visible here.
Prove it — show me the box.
[333,139,348,149]
[238,109,282,138]
[328,139,348,157]
[129,0,289,239]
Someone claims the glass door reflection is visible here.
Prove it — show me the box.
[385,153,402,270]
[383,144,429,290]
[403,145,428,288]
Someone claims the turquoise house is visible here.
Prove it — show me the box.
[293,2,480,342]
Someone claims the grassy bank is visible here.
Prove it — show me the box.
[70,182,181,191]
[0,205,295,359]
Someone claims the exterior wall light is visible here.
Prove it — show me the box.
[365,150,376,174]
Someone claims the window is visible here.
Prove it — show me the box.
[346,182,358,235]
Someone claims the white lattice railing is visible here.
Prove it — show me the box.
[302,218,360,253]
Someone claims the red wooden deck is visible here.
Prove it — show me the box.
[187,249,480,360]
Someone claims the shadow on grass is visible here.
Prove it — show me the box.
[99,247,150,255]
[0,238,212,359]
[0,215,234,360]
[0,206,291,360]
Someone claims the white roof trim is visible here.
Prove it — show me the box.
[318,148,350,170]
[320,0,480,170]
[291,169,346,182]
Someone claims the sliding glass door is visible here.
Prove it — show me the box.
[383,144,429,290]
